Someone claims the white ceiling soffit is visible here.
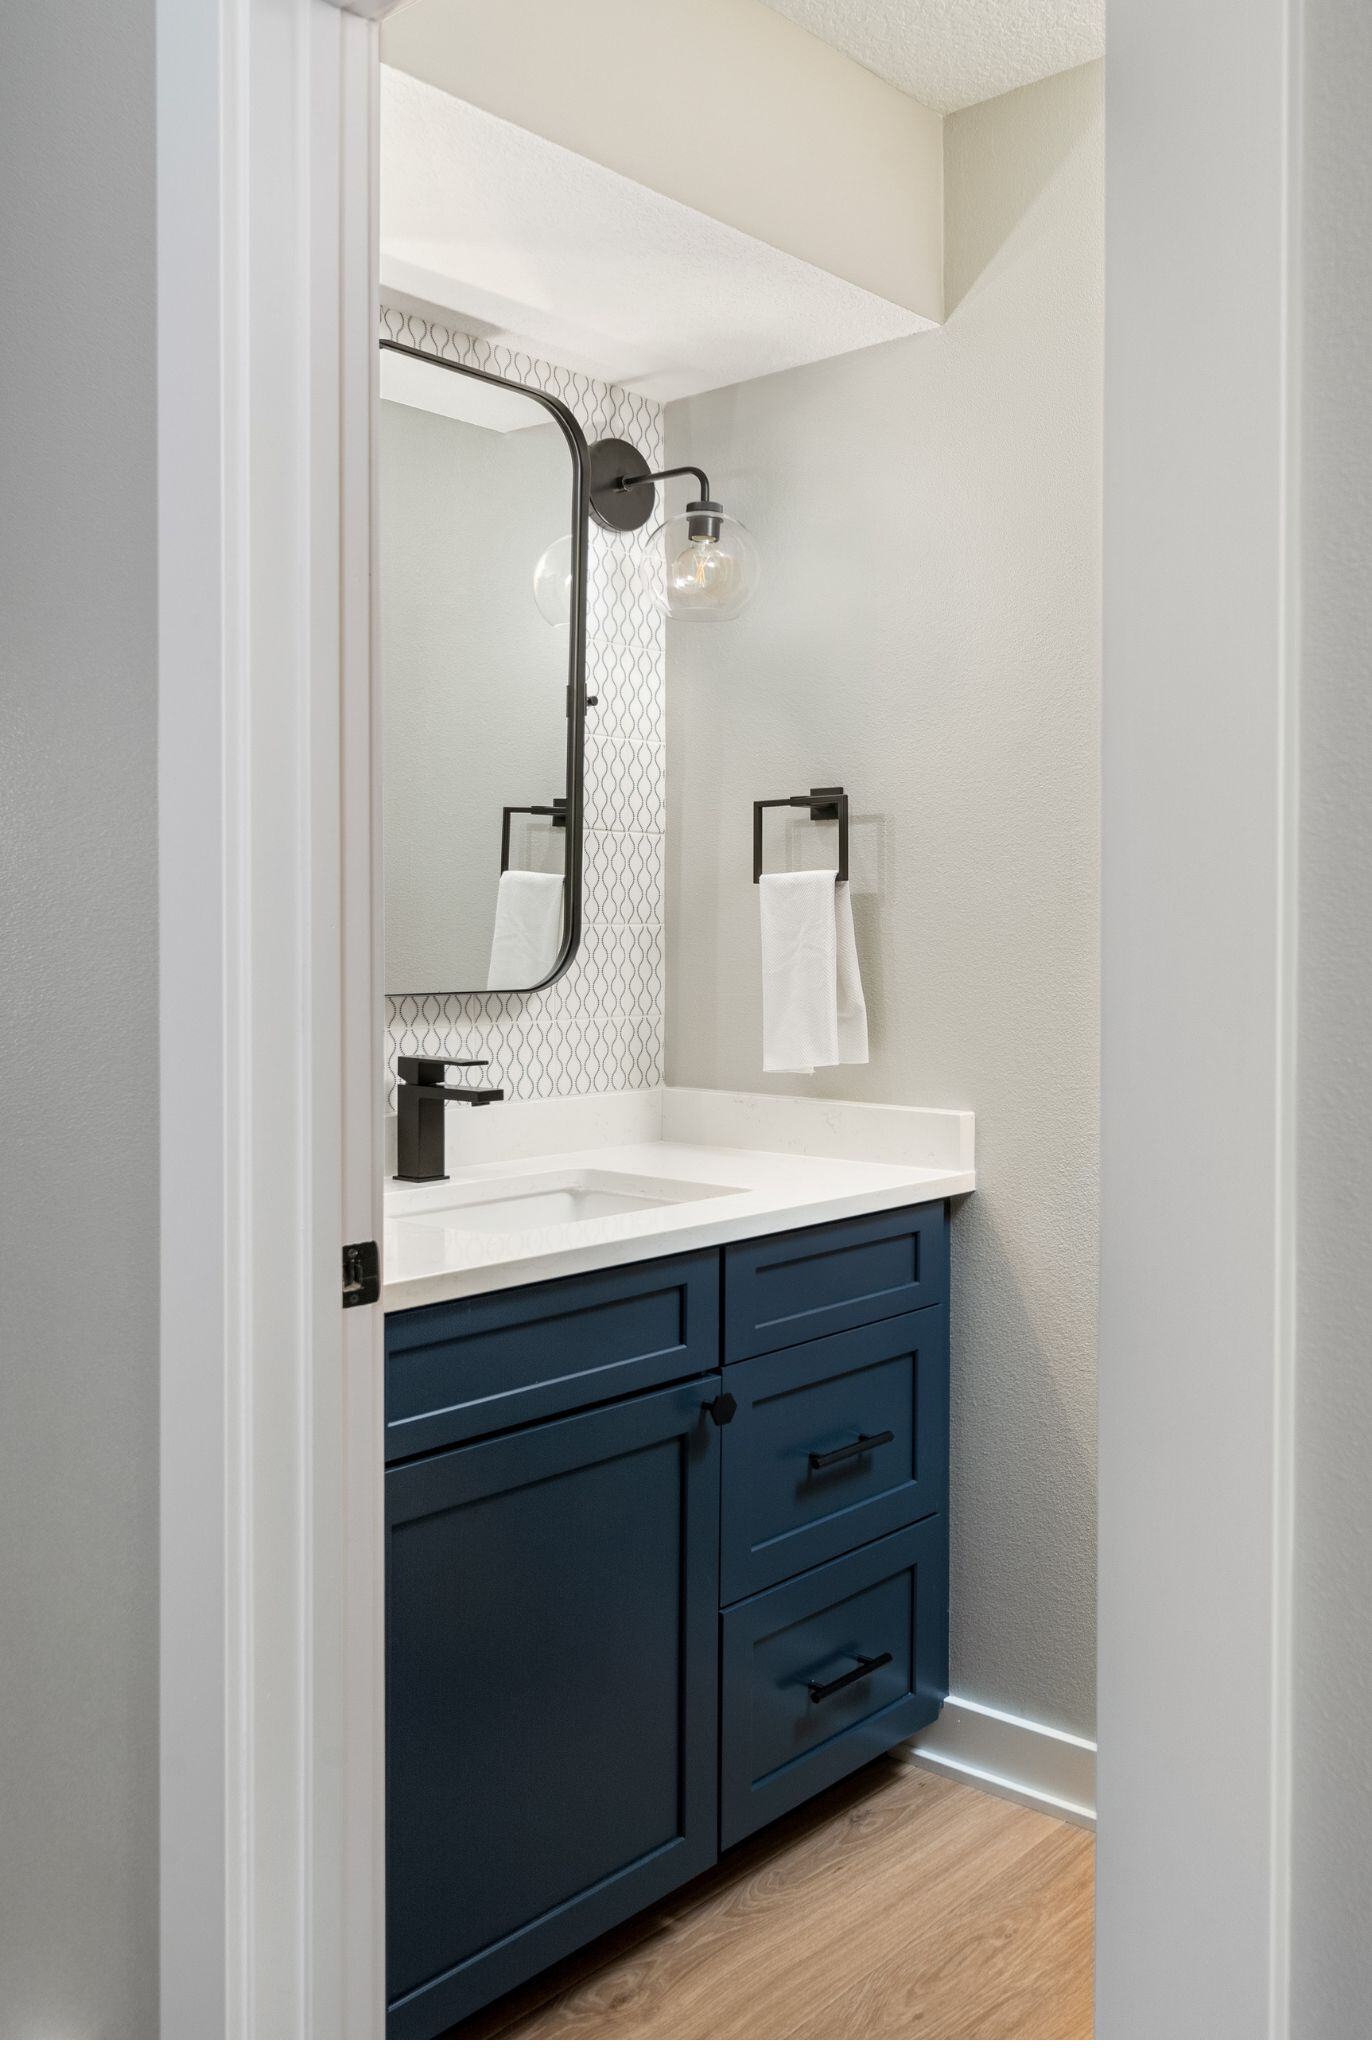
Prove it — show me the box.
[380,66,933,405]
[756,0,1103,115]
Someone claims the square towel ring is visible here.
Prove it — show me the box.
[501,798,567,873]
[753,787,849,884]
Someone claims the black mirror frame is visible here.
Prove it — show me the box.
[378,337,591,998]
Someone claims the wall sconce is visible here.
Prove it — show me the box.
[588,438,761,623]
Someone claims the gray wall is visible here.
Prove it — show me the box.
[1292,2,1372,2033]
[0,4,159,2035]
[665,64,1102,1737]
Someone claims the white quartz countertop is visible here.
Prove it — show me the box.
[383,1087,974,1311]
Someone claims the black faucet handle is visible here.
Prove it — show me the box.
[397,1054,490,1085]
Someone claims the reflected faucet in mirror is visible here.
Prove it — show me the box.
[394,1056,507,1184]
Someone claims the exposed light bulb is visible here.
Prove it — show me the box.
[642,505,760,622]
[666,535,738,605]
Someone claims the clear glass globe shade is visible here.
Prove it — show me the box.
[532,534,574,627]
[641,509,760,622]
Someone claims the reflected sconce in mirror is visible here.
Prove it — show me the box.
[587,439,761,622]
[533,533,574,627]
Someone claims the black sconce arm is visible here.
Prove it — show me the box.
[613,462,713,503]
[587,437,719,534]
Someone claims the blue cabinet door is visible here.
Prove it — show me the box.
[386,1378,722,2038]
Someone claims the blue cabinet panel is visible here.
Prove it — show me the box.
[385,1378,721,2037]
[722,1203,947,1362]
[721,1307,948,1601]
[384,1250,719,1456]
[720,1518,948,1850]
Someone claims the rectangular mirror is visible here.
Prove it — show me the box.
[379,340,588,996]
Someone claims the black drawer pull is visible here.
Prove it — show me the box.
[808,1429,895,1471]
[806,1650,893,1704]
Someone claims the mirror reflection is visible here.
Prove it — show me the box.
[380,347,584,996]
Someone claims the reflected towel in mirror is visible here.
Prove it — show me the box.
[487,869,564,990]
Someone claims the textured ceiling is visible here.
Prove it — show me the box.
[380,68,932,403]
[755,0,1103,114]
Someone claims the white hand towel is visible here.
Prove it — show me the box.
[486,869,564,990]
[833,876,870,1067]
[760,870,869,1074]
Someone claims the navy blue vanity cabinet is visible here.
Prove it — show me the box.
[385,1198,952,2036]
[385,1376,721,2038]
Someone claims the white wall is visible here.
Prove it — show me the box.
[0,2,159,2034]
[1290,2,1372,2034]
[665,63,1102,1743]
[381,0,942,321]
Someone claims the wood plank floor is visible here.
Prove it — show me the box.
[452,1759,1094,2040]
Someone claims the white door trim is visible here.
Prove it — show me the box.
[157,1,388,2033]
[1097,1,1301,2035]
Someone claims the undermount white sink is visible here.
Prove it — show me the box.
[391,1167,742,1239]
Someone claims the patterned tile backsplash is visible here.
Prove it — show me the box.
[380,306,665,1105]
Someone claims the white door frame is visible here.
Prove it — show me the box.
[157,0,1311,2036]
[1096,0,1301,2036]
[156,0,396,2033]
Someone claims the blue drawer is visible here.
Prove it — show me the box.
[720,1307,948,1602]
[722,1202,947,1363]
[384,1251,720,1458]
[720,1518,948,1850]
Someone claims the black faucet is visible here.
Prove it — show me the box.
[394,1055,505,1182]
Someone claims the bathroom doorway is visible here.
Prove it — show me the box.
[153,1,1320,2036]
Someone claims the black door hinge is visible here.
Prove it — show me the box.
[342,1240,380,1308]
[703,1391,737,1427]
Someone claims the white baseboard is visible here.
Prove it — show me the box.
[899,1694,1096,1829]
